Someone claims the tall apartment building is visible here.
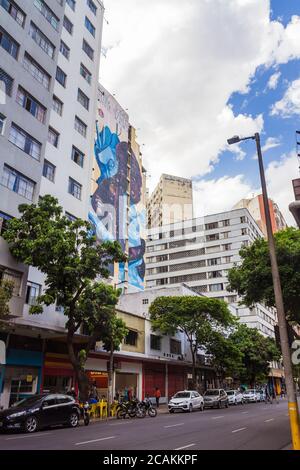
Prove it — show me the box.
[147,174,193,229]
[0,0,104,326]
[145,208,278,338]
[233,194,287,238]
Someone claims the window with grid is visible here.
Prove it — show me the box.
[209,283,224,292]
[0,268,22,295]
[43,160,55,182]
[0,26,19,59]
[71,146,84,167]
[16,87,47,123]
[33,0,59,30]
[52,95,63,115]
[26,281,41,305]
[80,63,92,84]
[1,0,26,27]
[85,16,95,37]
[82,39,94,60]
[60,40,70,60]
[77,88,89,110]
[169,272,207,284]
[23,53,50,90]
[63,15,73,34]
[87,0,97,15]
[150,335,161,351]
[9,124,41,160]
[0,114,5,135]
[68,177,82,200]
[74,116,87,137]
[169,260,206,272]
[48,127,59,147]
[0,68,14,96]
[207,258,221,266]
[66,0,75,11]
[124,330,138,347]
[169,248,205,260]
[170,339,181,355]
[29,22,55,58]
[56,67,67,87]
[2,165,35,200]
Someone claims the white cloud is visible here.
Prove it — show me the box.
[262,137,281,152]
[193,152,298,226]
[101,1,300,192]
[271,77,300,117]
[267,71,281,90]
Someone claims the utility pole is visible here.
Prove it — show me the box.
[228,133,300,450]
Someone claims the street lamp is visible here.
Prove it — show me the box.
[227,132,300,450]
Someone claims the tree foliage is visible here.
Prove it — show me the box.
[3,195,127,400]
[228,227,300,325]
[0,279,14,319]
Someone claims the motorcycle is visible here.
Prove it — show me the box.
[117,399,146,419]
[140,397,157,418]
[79,402,90,425]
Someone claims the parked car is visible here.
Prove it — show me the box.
[168,390,204,413]
[0,394,80,433]
[203,389,229,409]
[226,390,244,405]
[242,389,260,403]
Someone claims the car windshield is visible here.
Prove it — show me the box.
[11,395,44,408]
[173,392,190,399]
[226,391,235,396]
[246,390,255,394]
[204,390,219,396]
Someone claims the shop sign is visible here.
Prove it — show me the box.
[26,375,33,383]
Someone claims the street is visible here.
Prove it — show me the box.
[0,400,291,451]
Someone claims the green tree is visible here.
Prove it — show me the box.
[149,296,236,388]
[228,227,300,325]
[0,279,14,319]
[229,324,281,386]
[3,195,126,401]
[205,331,243,384]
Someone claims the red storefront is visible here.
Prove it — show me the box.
[41,353,76,394]
[143,363,166,398]
[168,365,186,399]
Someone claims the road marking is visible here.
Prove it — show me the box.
[6,432,52,441]
[264,418,274,423]
[175,443,195,450]
[109,421,135,426]
[241,411,249,414]
[164,423,185,429]
[212,416,224,420]
[75,436,116,446]
[232,427,247,433]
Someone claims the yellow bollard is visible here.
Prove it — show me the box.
[288,402,300,450]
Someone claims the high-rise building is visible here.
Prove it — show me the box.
[145,208,277,338]
[0,0,105,323]
[233,195,287,238]
[147,174,193,229]
[89,84,147,292]
[289,178,300,227]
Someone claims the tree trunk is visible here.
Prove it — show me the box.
[107,342,114,418]
[67,330,89,402]
[191,349,197,389]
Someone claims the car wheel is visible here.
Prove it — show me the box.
[25,416,38,433]
[169,409,174,414]
[189,404,193,413]
[70,412,79,428]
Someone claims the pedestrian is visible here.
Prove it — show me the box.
[123,387,129,402]
[128,387,133,402]
[154,387,161,408]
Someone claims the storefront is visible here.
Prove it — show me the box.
[42,353,76,394]
[86,371,108,399]
[0,349,43,409]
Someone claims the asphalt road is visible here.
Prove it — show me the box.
[0,400,292,450]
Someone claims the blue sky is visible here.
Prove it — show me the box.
[102,0,300,224]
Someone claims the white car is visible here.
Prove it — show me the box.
[168,390,204,413]
[243,389,260,403]
[226,390,244,405]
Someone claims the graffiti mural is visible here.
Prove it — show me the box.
[89,86,145,291]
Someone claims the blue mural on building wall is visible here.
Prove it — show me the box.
[89,123,145,290]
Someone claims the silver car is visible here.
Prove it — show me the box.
[168,390,204,413]
[226,390,244,405]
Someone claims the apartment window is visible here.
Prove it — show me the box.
[23,53,50,90]
[48,127,59,147]
[240,216,246,224]
[60,40,70,60]
[124,330,138,347]
[68,177,82,200]
[16,87,46,123]
[80,63,92,84]
[43,160,55,182]
[208,271,222,279]
[241,228,247,236]
[66,0,75,11]
[207,258,221,266]
[63,15,73,35]
[65,212,77,222]
[9,124,41,160]
[0,268,22,296]
[209,283,224,292]
[71,146,84,167]
[82,39,94,60]
[33,0,59,31]
[29,23,55,58]
[221,219,230,227]
[0,68,14,96]
[87,0,97,15]
[150,335,161,351]
[2,165,35,200]
[52,95,63,116]
[55,68,66,89]
[170,339,181,355]
[0,114,6,134]
[85,16,95,37]
[205,222,218,230]
[0,26,19,59]
[223,244,231,251]
[1,0,26,27]
[77,88,89,110]
[25,281,41,305]
[142,299,149,305]
[0,211,12,235]
[74,116,87,137]
[223,256,232,264]
[206,233,219,242]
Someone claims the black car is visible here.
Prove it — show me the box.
[0,394,80,433]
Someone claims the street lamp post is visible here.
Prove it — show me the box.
[228,132,300,450]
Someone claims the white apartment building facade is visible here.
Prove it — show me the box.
[145,208,278,339]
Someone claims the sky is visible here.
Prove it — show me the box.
[100,0,300,225]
